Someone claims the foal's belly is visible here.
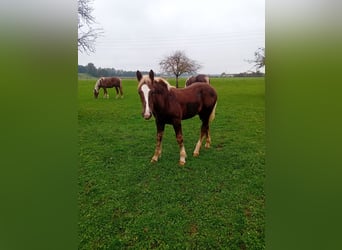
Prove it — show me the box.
[158,112,197,124]
[182,112,198,120]
[156,102,200,123]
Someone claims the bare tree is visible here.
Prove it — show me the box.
[247,47,265,71]
[78,0,102,53]
[159,51,201,88]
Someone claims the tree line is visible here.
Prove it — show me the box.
[79,61,264,80]
[78,63,148,78]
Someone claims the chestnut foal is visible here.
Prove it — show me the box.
[137,70,217,166]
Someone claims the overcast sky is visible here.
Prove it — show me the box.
[78,0,264,74]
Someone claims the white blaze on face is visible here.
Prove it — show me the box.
[141,84,151,118]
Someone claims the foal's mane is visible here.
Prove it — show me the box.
[138,75,174,91]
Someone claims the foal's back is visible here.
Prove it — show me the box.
[185,74,210,87]
[106,77,121,87]
[170,83,217,119]
[173,83,216,104]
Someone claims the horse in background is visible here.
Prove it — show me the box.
[94,77,123,99]
[185,74,210,87]
[137,70,217,166]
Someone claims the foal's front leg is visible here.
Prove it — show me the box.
[103,88,109,98]
[151,122,165,163]
[173,122,187,166]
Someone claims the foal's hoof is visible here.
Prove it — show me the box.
[150,158,158,163]
[193,152,199,157]
[179,160,186,166]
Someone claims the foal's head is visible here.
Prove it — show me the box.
[137,70,154,119]
[136,70,173,120]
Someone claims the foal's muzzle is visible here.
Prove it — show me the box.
[143,112,152,120]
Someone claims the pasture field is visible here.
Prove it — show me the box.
[79,77,265,249]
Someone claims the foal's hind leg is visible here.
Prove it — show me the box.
[205,130,211,148]
[193,120,210,157]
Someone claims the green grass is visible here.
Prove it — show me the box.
[79,77,265,249]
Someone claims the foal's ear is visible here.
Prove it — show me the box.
[136,70,142,81]
[149,70,154,82]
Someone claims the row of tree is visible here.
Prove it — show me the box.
[221,71,265,77]
[79,61,264,80]
[78,63,144,78]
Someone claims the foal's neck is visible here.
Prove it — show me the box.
[152,85,172,110]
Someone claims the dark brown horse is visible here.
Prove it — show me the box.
[185,74,210,87]
[94,77,123,99]
[137,70,217,166]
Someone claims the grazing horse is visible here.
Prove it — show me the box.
[137,70,217,166]
[94,77,123,99]
[185,74,210,87]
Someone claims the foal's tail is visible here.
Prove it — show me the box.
[209,101,217,122]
